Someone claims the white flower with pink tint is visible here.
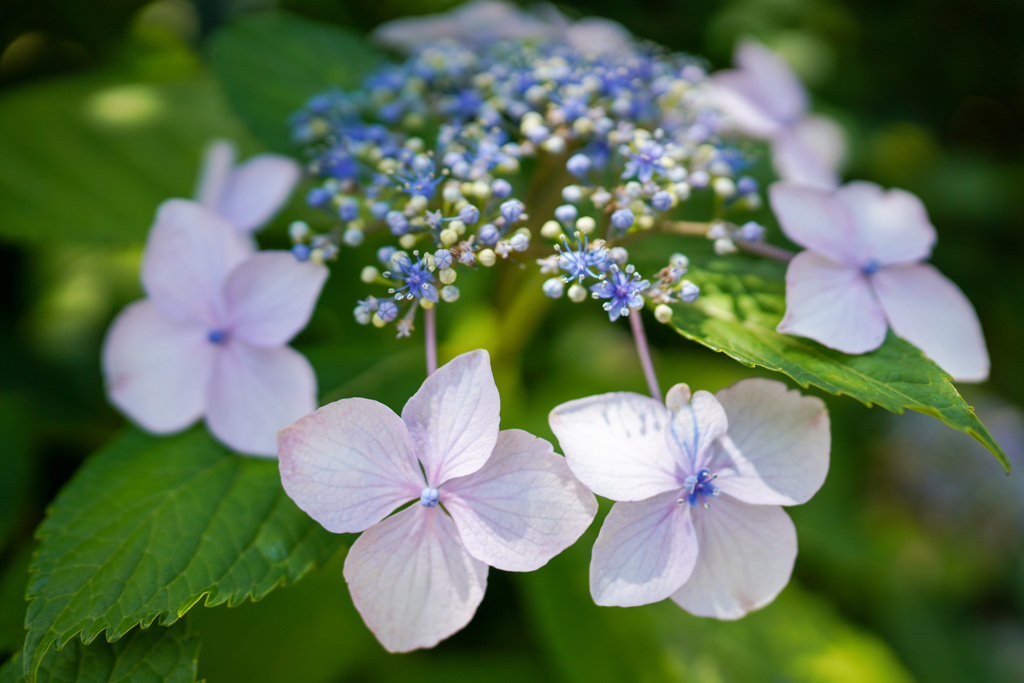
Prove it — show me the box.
[771,180,990,382]
[278,350,597,652]
[712,39,844,190]
[102,199,327,456]
[549,379,829,618]
[195,139,300,236]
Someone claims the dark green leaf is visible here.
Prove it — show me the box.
[0,72,248,246]
[665,256,1009,471]
[23,428,343,680]
[209,12,385,152]
[1,621,198,683]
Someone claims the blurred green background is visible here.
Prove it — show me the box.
[1,0,1023,681]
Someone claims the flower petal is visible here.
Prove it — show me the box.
[834,181,935,266]
[102,299,214,433]
[671,498,796,619]
[732,39,807,124]
[344,505,489,653]
[666,388,729,472]
[771,115,843,191]
[769,183,861,263]
[279,398,424,534]
[590,491,698,607]
[710,379,830,505]
[711,71,787,139]
[777,250,889,354]
[195,139,235,209]
[205,341,318,457]
[549,392,681,501]
[223,252,328,347]
[142,199,252,325]
[872,263,990,382]
[443,429,597,572]
[217,154,301,233]
[401,349,500,485]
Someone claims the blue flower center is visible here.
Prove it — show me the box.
[207,329,227,344]
[862,260,881,276]
[679,468,720,508]
[419,487,440,508]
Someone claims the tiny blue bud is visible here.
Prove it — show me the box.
[509,233,529,252]
[543,277,565,299]
[500,199,525,223]
[680,281,700,303]
[306,187,332,207]
[377,299,399,322]
[291,244,311,262]
[555,204,578,225]
[737,176,759,195]
[611,208,635,230]
[434,249,454,270]
[386,211,410,235]
[478,223,501,246]
[689,170,710,189]
[651,190,672,212]
[338,197,359,221]
[566,153,592,177]
[419,487,440,508]
[343,227,363,247]
[378,246,397,265]
[491,179,513,198]
[458,204,481,225]
[371,201,390,219]
[735,221,765,242]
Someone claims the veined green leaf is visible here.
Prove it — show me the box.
[23,428,343,680]
[665,256,1008,471]
[209,12,385,152]
[1,621,198,683]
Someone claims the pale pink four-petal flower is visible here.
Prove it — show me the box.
[195,139,300,236]
[771,181,990,382]
[713,39,844,190]
[278,350,597,652]
[102,199,328,456]
[549,379,829,618]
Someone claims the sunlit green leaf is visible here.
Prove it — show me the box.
[1,621,198,683]
[209,12,385,152]
[665,256,1009,471]
[23,428,343,680]
[0,71,247,246]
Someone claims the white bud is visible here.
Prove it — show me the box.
[360,266,380,283]
[441,285,460,302]
[439,268,457,284]
[440,228,459,246]
[288,220,310,241]
[343,227,364,247]
[568,283,587,302]
[713,177,737,198]
[540,220,563,240]
[472,180,492,199]
[543,278,565,299]
[399,234,417,250]
[478,248,497,267]
[443,185,463,203]
[576,216,596,235]
[654,304,673,324]
[713,238,737,255]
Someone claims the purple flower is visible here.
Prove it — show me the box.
[771,181,989,382]
[195,140,301,235]
[279,350,597,651]
[549,379,830,617]
[102,200,328,456]
[589,266,649,321]
[712,40,844,190]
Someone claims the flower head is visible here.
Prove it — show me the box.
[195,139,301,235]
[279,350,597,651]
[102,200,328,455]
[549,379,829,617]
[771,181,989,382]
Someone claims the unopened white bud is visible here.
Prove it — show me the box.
[576,216,596,234]
[654,304,673,324]
[478,248,497,267]
[568,283,587,302]
[440,228,459,246]
[399,234,417,250]
[439,268,457,284]
[360,266,380,283]
[541,220,563,240]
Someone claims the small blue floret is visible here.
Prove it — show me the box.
[419,487,440,508]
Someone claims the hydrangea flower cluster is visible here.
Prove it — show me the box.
[287,20,766,329]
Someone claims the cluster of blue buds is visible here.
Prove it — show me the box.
[288,29,763,332]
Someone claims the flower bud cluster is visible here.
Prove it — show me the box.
[288,30,748,331]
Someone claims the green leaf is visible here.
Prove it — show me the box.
[0,72,248,246]
[665,256,1009,471]
[209,12,385,152]
[1,621,199,683]
[23,427,343,680]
